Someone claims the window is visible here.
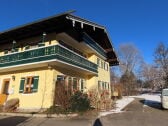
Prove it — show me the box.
[104,63,109,71]
[19,76,39,93]
[57,75,64,81]
[68,77,85,93]
[1,79,10,94]
[102,82,105,90]
[101,61,104,68]
[80,79,85,92]
[68,77,72,94]
[104,82,110,90]
[103,63,105,70]
[98,81,101,90]
[105,82,107,89]
[97,58,109,70]
[56,75,85,94]
[107,83,110,90]
[97,58,100,66]
[73,78,78,91]
[25,76,34,93]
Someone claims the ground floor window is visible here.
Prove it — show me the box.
[80,79,84,92]
[56,75,85,94]
[98,81,110,91]
[19,76,39,93]
[72,77,78,91]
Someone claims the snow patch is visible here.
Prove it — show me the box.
[131,94,160,102]
[99,94,161,117]
[99,97,134,117]
[130,94,161,107]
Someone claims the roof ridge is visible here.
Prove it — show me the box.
[0,10,76,34]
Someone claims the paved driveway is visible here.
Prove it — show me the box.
[100,98,168,126]
[0,98,168,126]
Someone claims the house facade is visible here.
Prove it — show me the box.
[0,12,119,111]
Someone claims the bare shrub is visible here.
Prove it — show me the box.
[54,80,71,112]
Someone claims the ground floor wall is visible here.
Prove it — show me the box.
[0,67,55,110]
[0,65,112,111]
[53,66,112,110]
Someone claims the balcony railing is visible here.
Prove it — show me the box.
[0,44,98,73]
[83,33,107,58]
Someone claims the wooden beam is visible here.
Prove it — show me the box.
[105,48,113,52]
[107,58,118,62]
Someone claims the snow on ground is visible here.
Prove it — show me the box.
[130,93,161,107]
[131,94,160,102]
[99,97,134,117]
[99,93,161,117]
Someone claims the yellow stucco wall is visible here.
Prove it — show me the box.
[0,68,55,109]
[87,54,110,92]
[0,32,111,110]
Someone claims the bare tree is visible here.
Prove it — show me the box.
[110,67,120,84]
[120,70,137,95]
[118,43,143,95]
[54,80,71,112]
[141,63,164,90]
[154,42,168,88]
[118,43,143,74]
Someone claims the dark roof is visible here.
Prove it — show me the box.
[0,11,119,66]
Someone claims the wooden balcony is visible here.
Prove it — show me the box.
[0,44,98,74]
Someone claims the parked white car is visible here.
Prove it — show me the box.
[161,88,168,109]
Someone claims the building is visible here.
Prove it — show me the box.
[0,11,119,111]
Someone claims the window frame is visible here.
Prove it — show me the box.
[24,76,34,93]
[19,76,39,94]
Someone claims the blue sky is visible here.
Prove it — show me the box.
[0,0,167,64]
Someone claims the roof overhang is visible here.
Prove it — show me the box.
[0,11,119,66]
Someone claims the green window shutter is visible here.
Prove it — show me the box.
[32,76,39,92]
[19,78,25,93]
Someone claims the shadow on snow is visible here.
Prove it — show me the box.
[140,99,162,110]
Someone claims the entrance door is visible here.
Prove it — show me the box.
[0,79,10,105]
[1,79,10,94]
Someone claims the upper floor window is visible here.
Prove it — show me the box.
[97,58,100,67]
[101,61,104,68]
[97,58,109,71]
[104,63,109,71]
